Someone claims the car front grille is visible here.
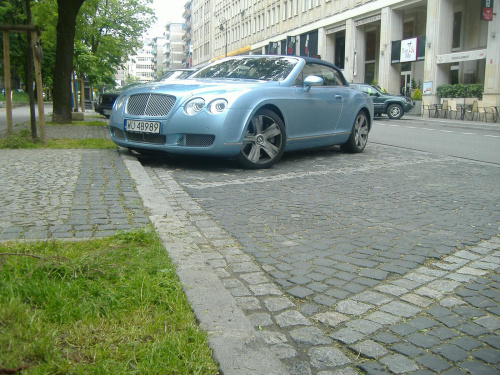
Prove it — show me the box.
[177,134,215,147]
[126,131,166,144]
[126,94,176,117]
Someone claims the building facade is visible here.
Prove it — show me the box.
[151,36,168,77]
[165,22,187,69]
[186,0,500,107]
[126,38,155,83]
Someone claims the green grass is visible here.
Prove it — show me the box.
[48,120,107,127]
[0,130,117,149]
[0,91,30,102]
[0,230,219,374]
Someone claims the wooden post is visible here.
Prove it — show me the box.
[79,78,84,113]
[72,76,79,112]
[2,31,12,136]
[31,31,45,144]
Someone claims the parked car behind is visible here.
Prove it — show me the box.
[350,83,413,119]
[96,69,197,118]
[109,55,374,169]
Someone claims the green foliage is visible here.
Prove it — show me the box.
[437,83,484,99]
[0,230,219,374]
[411,78,422,90]
[0,91,30,102]
[412,88,422,101]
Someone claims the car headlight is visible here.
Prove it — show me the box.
[114,95,126,111]
[208,99,228,114]
[184,98,205,115]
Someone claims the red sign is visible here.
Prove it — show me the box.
[481,0,494,21]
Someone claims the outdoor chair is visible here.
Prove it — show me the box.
[464,100,479,121]
[440,100,449,118]
[447,99,457,119]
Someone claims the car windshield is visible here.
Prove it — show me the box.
[191,56,299,81]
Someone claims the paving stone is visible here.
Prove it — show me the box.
[407,317,439,330]
[248,312,273,327]
[263,297,295,312]
[275,310,312,328]
[481,335,500,349]
[449,337,483,351]
[287,285,314,298]
[427,326,459,340]
[459,360,500,375]
[416,353,452,372]
[435,314,466,328]
[345,319,382,335]
[351,340,388,359]
[456,322,490,336]
[270,343,297,359]
[336,300,373,316]
[379,301,421,318]
[427,307,453,317]
[359,268,389,280]
[472,348,500,364]
[432,344,470,362]
[441,369,469,375]
[440,297,467,308]
[330,328,366,345]
[290,327,332,346]
[388,323,419,336]
[379,354,419,374]
[309,347,351,369]
[358,361,391,375]
[315,311,349,327]
[371,332,401,345]
[374,284,409,296]
[400,293,433,307]
[352,291,392,306]
[407,333,441,349]
[391,342,425,357]
[365,311,402,325]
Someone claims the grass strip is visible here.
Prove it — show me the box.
[0,130,117,149]
[0,230,219,374]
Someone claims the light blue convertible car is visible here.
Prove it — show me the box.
[109,55,374,169]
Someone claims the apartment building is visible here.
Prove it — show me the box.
[186,0,499,107]
[126,38,155,83]
[165,22,186,69]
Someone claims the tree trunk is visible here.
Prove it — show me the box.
[52,0,85,124]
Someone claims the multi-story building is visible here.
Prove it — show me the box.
[165,22,186,70]
[151,36,168,78]
[182,1,193,67]
[126,38,155,83]
[186,0,499,107]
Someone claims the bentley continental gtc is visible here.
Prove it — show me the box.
[109,55,374,169]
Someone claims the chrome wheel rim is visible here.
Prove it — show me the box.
[241,114,283,164]
[353,113,369,149]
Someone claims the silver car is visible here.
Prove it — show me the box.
[109,55,374,169]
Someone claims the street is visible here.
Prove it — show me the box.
[136,115,500,374]
[0,103,53,135]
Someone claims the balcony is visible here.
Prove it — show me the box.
[182,8,191,17]
[183,32,191,41]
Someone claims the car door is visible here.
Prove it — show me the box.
[290,63,346,141]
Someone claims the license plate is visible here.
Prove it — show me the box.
[125,120,161,133]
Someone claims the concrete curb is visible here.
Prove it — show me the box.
[120,149,287,375]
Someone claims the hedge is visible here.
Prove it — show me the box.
[436,83,483,99]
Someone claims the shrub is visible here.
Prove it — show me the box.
[437,83,483,99]
[412,88,422,101]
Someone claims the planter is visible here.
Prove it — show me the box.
[408,100,422,115]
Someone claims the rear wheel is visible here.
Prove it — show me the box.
[341,111,369,153]
[237,109,286,169]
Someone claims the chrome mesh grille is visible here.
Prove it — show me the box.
[177,134,215,147]
[127,94,176,116]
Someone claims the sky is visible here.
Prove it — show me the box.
[146,0,185,38]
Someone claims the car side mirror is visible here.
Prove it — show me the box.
[304,75,324,92]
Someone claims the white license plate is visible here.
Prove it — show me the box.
[125,120,161,134]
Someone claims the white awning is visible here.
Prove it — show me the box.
[436,49,487,64]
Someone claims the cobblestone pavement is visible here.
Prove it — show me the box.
[139,142,500,375]
[0,122,150,241]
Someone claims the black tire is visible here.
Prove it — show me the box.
[341,111,369,153]
[237,108,286,169]
[387,103,403,119]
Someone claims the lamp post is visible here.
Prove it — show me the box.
[219,17,228,57]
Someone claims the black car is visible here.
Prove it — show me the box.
[95,69,197,118]
[350,83,413,119]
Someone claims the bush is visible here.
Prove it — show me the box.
[412,88,422,101]
[437,83,483,99]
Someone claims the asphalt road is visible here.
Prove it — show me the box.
[135,115,500,374]
[0,103,52,135]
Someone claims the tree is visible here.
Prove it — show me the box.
[51,0,86,124]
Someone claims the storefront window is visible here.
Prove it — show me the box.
[335,35,345,69]
[452,11,462,50]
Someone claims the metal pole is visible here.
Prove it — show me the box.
[3,31,12,136]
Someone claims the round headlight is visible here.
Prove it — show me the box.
[208,99,228,114]
[115,95,126,111]
[184,98,205,115]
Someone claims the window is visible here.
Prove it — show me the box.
[452,11,462,49]
[283,2,287,19]
[294,63,345,86]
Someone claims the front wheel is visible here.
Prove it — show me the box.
[387,104,403,119]
[341,111,369,153]
[237,109,286,169]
